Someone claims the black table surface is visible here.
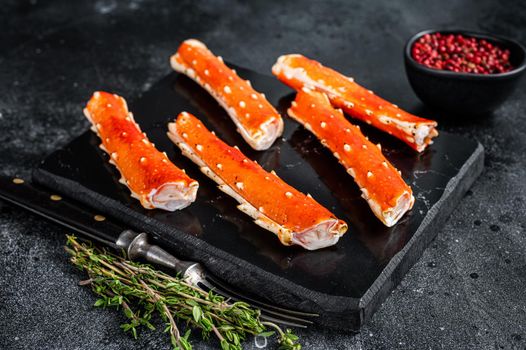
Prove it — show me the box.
[0,1,525,349]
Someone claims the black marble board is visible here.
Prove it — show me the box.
[33,67,484,330]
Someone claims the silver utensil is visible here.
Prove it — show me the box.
[0,176,318,328]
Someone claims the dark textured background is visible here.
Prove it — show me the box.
[0,1,525,349]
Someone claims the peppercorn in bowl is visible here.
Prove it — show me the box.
[404,29,526,115]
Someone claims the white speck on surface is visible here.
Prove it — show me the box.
[95,0,117,14]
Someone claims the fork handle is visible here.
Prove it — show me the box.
[116,230,196,275]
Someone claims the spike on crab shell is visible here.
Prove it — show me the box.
[285,191,293,198]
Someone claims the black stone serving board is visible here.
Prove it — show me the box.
[33,67,484,330]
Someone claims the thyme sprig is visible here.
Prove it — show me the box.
[65,235,301,350]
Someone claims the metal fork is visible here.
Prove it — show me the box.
[117,230,318,328]
[0,176,318,328]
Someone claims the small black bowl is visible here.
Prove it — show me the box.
[404,29,526,115]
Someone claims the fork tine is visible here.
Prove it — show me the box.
[197,278,314,328]
[204,275,319,318]
[259,314,309,329]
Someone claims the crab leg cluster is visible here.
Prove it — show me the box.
[272,54,438,152]
[167,112,348,250]
[171,39,283,151]
[84,92,198,211]
[288,88,414,226]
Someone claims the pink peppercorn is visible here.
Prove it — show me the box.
[412,33,513,74]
